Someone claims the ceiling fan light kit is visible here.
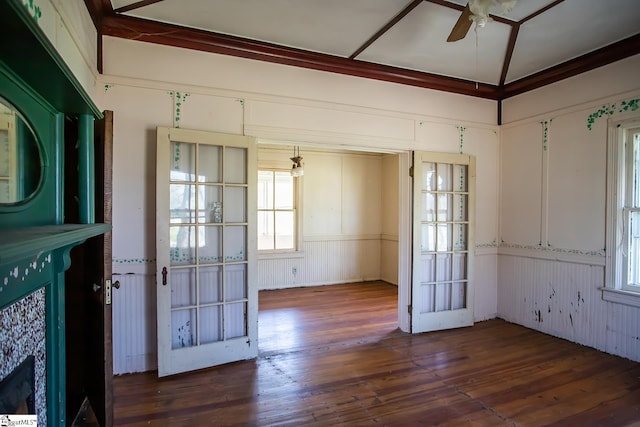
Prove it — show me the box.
[449,0,517,40]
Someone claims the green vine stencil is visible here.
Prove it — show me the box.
[499,241,605,257]
[21,0,42,22]
[456,125,466,154]
[540,120,551,151]
[587,98,640,130]
[112,258,156,264]
[168,91,190,128]
[104,84,112,93]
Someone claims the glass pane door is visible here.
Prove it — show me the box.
[157,127,256,376]
[412,152,475,333]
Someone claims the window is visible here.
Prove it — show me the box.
[604,117,640,307]
[257,170,297,251]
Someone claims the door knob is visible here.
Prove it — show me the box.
[92,283,101,293]
[112,280,120,289]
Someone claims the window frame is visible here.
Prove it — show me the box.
[257,168,302,254]
[604,114,640,307]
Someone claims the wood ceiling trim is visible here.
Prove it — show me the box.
[101,14,501,99]
[499,24,519,86]
[501,33,640,99]
[349,0,423,60]
[114,0,166,14]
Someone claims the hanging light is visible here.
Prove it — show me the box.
[290,146,304,177]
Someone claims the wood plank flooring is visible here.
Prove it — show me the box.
[113,281,640,426]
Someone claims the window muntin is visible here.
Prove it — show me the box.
[257,170,296,251]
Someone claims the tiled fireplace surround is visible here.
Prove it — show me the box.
[0,256,50,426]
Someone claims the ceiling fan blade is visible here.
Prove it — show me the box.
[447,3,473,42]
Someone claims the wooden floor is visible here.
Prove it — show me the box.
[113,281,640,426]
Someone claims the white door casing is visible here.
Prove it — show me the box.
[411,151,475,333]
[156,127,257,377]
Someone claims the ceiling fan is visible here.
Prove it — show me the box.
[447,0,517,42]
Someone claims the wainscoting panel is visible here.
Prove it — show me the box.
[258,238,382,290]
[112,273,157,374]
[498,254,639,361]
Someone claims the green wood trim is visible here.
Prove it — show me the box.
[0,224,110,265]
[0,0,102,118]
[54,113,65,224]
[78,114,95,223]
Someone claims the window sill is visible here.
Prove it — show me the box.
[258,251,305,260]
[601,287,640,308]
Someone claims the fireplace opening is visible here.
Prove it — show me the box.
[0,356,35,415]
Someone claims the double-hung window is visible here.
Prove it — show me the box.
[257,170,297,251]
[604,117,640,307]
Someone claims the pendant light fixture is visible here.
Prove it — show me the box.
[290,146,304,177]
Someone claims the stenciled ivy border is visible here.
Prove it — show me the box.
[587,98,639,130]
[21,0,42,22]
[456,125,466,154]
[540,119,552,151]
[499,241,605,257]
[168,91,190,128]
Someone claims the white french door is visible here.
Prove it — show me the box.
[411,151,475,333]
[156,127,257,377]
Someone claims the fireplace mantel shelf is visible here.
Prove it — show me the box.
[0,224,111,265]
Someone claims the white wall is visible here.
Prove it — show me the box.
[499,55,640,362]
[99,36,500,373]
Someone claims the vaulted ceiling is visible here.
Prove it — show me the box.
[85,0,640,100]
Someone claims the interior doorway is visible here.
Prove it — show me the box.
[256,143,410,350]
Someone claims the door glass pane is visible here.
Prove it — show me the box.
[224,226,246,261]
[172,308,196,349]
[199,226,221,264]
[437,193,452,221]
[225,186,246,223]
[423,193,435,221]
[454,224,467,251]
[422,223,436,252]
[435,283,452,312]
[171,268,196,308]
[225,302,247,339]
[170,141,195,182]
[452,282,467,310]
[200,306,222,344]
[454,164,468,192]
[275,211,294,249]
[453,254,467,280]
[421,254,436,283]
[201,186,222,223]
[437,224,452,251]
[422,162,436,191]
[224,147,246,184]
[419,283,435,313]
[170,225,196,265]
[437,163,452,191]
[198,144,222,183]
[258,211,274,250]
[170,184,196,223]
[436,253,452,281]
[225,264,247,301]
[455,195,468,221]
[200,266,223,304]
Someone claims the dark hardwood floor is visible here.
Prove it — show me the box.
[113,281,640,426]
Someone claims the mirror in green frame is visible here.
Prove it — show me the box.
[0,96,41,204]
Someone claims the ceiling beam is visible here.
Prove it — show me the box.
[501,33,640,99]
[114,0,166,14]
[101,14,501,99]
[349,0,423,60]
